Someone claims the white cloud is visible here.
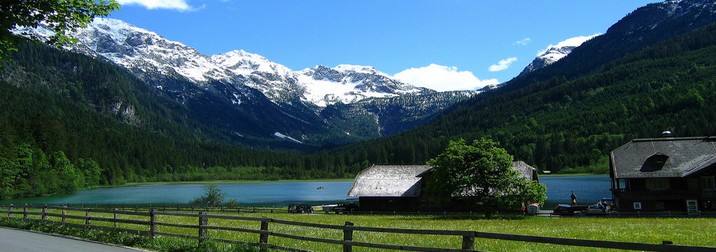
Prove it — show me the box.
[537,34,600,56]
[394,64,499,92]
[488,57,518,72]
[515,38,531,46]
[116,0,193,11]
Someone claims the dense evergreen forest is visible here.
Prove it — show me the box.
[323,23,716,173]
[1,22,716,200]
[0,42,363,199]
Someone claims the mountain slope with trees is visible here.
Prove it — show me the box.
[325,21,716,173]
[0,41,353,199]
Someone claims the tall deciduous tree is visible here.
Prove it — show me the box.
[427,138,546,218]
[0,0,119,59]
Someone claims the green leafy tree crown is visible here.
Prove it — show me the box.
[427,138,546,218]
[1,0,120,59]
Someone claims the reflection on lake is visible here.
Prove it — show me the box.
[2,176,611,208]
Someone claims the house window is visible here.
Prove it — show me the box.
[701,176,716,191]
[645,178,670,191]
[633,202,642,210]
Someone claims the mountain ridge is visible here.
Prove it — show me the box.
[12,18,473,146]
[320,0,716,172]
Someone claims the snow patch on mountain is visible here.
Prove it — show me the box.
[16,18,434,109]
[298,65,429,107]
[519,34,599,75]
[76,18,232,84]
[273,132,303,144]
[211,50,294,78]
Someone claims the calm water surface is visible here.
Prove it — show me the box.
[2,176,611,207]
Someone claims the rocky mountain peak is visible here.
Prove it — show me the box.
[519,35,597,76]
[607,0,716,37]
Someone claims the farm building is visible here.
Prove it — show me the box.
[347,165,432,211]
[348,162,539,212]
[609,136,716,213]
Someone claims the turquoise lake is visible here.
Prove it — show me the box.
[1,176,611,208]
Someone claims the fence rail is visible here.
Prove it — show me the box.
[3,204,716,252]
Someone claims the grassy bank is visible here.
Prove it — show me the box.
[3,206,715,251]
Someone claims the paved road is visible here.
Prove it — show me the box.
[0,227,145,252]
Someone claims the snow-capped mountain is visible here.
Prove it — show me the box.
[607,0,716,37]
[519,35,597,76]
[299,65,433,107]
[16,18,430,109]
[14,17,467,145]
[518,0,716,78]
[20,18,429,109]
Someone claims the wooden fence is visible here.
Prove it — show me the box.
[3,204,716,252]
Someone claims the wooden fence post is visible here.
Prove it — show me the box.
[150,208,156,238]
[62,206,67,224]
[462,231,476,251]
[343,221,354,252]
[113,208,118,228]
[259,218,270,252]
[198,212,208,243]
[42,205,47,224]
[85,208,91,226]
[7,204,12,219]
[23,204,28,221]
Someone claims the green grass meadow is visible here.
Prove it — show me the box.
[4,207,716,251]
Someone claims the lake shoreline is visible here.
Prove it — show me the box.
[121,178,354,186]
[1,176,611,208]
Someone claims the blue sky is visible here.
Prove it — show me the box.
[112,0,658,91]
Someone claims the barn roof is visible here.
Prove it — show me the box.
[513,161,539,181]
[347,165,432,197]
[347,162,539,198]
[610,136,716,179]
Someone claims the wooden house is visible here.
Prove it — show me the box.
[609,137,716,212]
[348,162,539,212]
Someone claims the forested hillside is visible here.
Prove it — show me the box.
[0,42,361,199]
[3,0,716,200]
[324,23,716,173]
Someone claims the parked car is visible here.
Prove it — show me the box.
[332,202,359,213]
[586,204,608,214]
[553,204,576,215]
[586,198,614,215]
[321,204,338,213]
[287,204,313,213]
[553,204,588,215]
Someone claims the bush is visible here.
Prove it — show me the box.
[190,184,226,207]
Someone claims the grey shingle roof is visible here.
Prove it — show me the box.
[610,136,716,179]
[347,165,432,197]
[513,161,539,181]
[347,162,539,198]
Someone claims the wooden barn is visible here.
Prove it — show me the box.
[348,162,539,212]
[513,160,540,181]
[610,136,716,213]
[347,165,432,212]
